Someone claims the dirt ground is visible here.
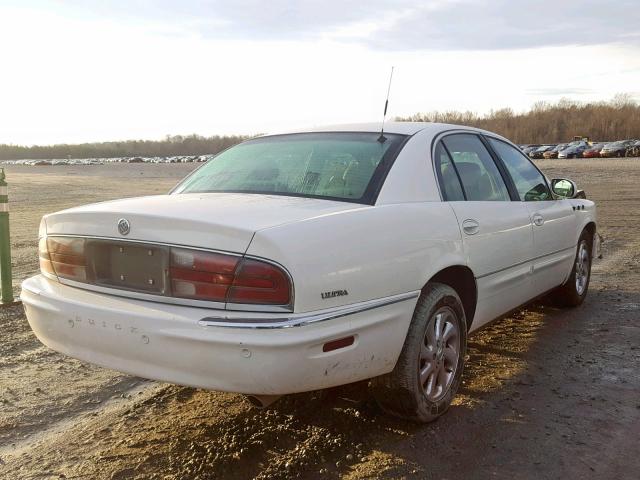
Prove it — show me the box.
[0,159,639,480]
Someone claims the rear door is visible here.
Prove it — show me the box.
[434,133,534,329]
[485,137,577,295]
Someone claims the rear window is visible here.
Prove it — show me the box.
[173,132,407,204]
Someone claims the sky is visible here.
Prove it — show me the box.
[1,0,639,145]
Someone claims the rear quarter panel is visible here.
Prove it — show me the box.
[246,203,464,313]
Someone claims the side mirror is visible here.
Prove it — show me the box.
[551,178,577,198]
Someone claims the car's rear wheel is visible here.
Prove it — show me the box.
[553,231,592,307]
[370,283,467,422]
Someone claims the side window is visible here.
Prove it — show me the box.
[442,134,510,201]
[434,142,465,201]
[488,138,552,201]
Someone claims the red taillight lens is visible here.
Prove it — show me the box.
[41,236,88,282]
[170,248,239,302]
[227,258,291,305]
[169,248,291,306]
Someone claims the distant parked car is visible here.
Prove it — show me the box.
[558,141,590,159]
[529,145,555,159]
[625,140,640,157]
[582,143,606,158]
[522,144,541,155]
[600,140,635,157]
[543,144,568,159]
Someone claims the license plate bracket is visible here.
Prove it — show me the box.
[89,240,170,294]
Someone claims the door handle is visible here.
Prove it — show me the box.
[462,219,480,235]
[532,213,544,226]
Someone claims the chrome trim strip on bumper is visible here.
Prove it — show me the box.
[198,291,421,329]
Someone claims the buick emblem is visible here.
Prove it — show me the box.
[117,218,131,236]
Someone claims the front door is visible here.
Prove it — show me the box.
[524,200,577,293]
[486,137,577,295]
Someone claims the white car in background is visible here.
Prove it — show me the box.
[22,123,599,422]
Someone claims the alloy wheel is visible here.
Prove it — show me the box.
[575,241,590,296]
[419,307,460,401]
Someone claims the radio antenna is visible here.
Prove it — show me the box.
[377,66,394,143]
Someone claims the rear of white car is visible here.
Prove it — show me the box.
[22,191,460,394]
[22,129,425,396]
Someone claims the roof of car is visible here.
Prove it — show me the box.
[267,122,499,138]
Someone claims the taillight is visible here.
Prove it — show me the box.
[169,248,291,306]
[170,248,238,302]
[39,238,292,308]
[227,258,291,305]
[44,236,88,282]
[38,237,56,277]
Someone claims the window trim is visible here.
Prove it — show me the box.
[431,130,513,202]
[478,135,520,201]
[431,129,470,201]
[366,133,414,205]
[434,140,467,201]
[483,135,554,202]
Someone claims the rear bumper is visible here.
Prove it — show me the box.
[21,275,418,395]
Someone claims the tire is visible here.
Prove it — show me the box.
[553,231,592,307]
[370,283,467,422]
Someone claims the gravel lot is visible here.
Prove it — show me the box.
[0,159,639,479]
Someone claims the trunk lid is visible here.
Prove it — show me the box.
[44,193,364,253]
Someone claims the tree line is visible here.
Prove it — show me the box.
[2,95,639,160]
[0,134,248,161]
[396,94,640,144]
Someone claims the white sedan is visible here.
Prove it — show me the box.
[22,122,599,422]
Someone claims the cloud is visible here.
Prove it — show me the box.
[526,88,596,96]
[11,0,640,50]
[356,0,640,50]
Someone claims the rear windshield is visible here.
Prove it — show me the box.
[173,132,407,204]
